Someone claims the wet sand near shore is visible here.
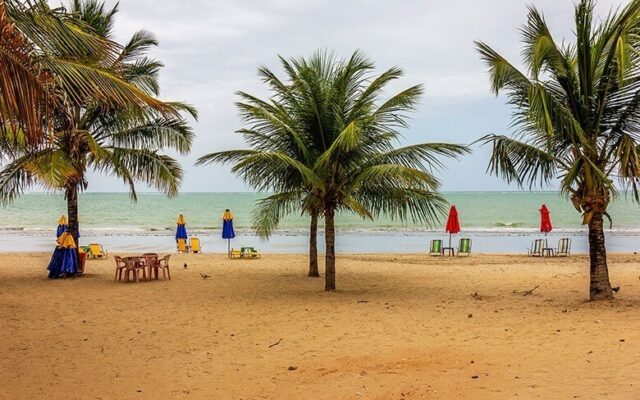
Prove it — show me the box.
[2,252,640,399]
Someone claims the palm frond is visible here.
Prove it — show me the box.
[201,49,458,234]
[0,149,76,204]
[100,148,183,197]
[476,134,556,188]
[373,143,470,172]
[252,191,304,239]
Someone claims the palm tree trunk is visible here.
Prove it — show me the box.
[308,211,319,277]
[324,208,336,291]
[65,185,80,247]
[588,213,613,300]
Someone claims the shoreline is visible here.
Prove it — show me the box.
[4,225,640,235]
[3,230,640,254]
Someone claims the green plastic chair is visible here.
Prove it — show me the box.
[556,238,571,257]
[457,238,472,256]
[528,239,545,257]
[429,239,442,256]
[79,245,92,257]
[240,246,261,259]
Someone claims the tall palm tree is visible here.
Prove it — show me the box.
[475,0,640,300]
[198,51,468,290]
[0,0,196,246]
[0,0,173,146]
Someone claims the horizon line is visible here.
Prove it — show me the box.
[23,190,564,194]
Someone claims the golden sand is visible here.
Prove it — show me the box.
[2,252,640,399]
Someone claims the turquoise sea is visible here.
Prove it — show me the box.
[1,191,640,253]
[2,191,640,232]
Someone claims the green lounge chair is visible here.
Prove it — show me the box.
[240,246,261,259]
[528,239,545,257]
[429,239,442,256]
[556,238,571,257]
[79,245,92,257]
[457,238,472,256]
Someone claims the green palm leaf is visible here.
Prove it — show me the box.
[199,49,469,290]
[476,0,640,300]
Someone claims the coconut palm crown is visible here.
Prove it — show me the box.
[0,0,196,246]
[198,50,468,290]
[0,0,174,147]
[476,0,640,300]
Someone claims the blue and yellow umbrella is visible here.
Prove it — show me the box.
[47,231,79,279]
[56,215,67,238]
[222,209,235,253]
[176,214,188,241]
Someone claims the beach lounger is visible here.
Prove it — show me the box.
[247,247,262,258]
[190,237,201,254]
[457,238,472,256]
[528,239,545,257]
[177,239,188,253]
[556,238,571,257]
[429,239,442,256]
[88,243,107,259]
[229,249,242,259]
[243,247,261,259]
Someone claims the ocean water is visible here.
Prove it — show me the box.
[2,191,640,233]
[1,191,640,253]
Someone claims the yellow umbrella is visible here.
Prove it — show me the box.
[56,215,68,238]
[176,214,188,241]
[48,231,79,278]
[56,232,77,248]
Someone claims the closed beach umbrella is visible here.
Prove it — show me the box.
[445,205,461,247]
[47,231,79,279]
[176,214,188,241]
[539,204,553,235]
[222,209,235,253]
[56,215,67,238]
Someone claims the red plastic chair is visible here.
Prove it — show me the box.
[114,256,127,282]
[123,257,146,283]
[157,255,171,280]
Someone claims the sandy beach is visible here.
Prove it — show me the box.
[2,252,640,399]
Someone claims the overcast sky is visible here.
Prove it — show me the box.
[79,0,623,192]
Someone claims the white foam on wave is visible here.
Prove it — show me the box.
[2,225,639,237]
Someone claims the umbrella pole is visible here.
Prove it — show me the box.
[449,233,452,248]
[227,239,230,256]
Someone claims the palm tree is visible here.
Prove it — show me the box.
[0,0,173,146]
[475,0,640,300]
[198,51,468,290]
[0,0,196,246]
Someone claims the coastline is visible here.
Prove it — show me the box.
[2,229,640,254]
[2,192,639,255]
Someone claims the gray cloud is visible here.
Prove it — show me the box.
[84,0,623,192]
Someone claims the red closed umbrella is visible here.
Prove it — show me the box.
[539,204,552,235]
[445,205,461,247]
